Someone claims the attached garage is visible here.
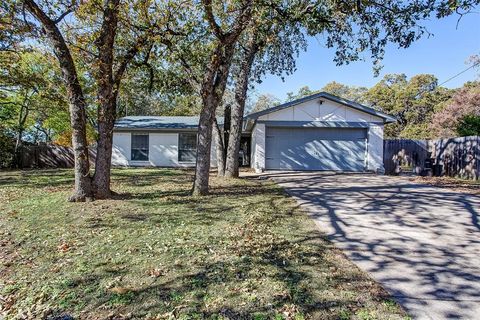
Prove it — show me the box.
[265,127,367,171]
[111,92,395,172]
[246,92,396,173]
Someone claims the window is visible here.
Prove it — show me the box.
[131,134,149,161]
[178,133,197,162]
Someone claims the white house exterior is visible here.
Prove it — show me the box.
[111,92,395,172]
[111,117,219,167]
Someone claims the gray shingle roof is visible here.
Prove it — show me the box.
[114,116,224,129]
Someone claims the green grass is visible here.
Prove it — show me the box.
[0,168,407,319]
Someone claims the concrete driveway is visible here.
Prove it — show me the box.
[265,172,480,320]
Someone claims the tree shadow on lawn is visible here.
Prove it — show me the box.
[55,233,392,319]
[86,189,394,318]
[0,167,190,189]
[114,177,286,201]
[0,169,75,188]
[102,184,293,233]
[3,170,403,319]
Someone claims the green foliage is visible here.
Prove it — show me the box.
[322,81,369,104]
[456,115,480,136]
[0,130,15,168]
[249,93,281,114]
[399,123,434,139]
[117,67,201,117]
[286,86,319,102]
[0,50,71,144]
[365,74,454,138]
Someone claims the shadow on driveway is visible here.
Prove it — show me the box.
[259,171,480,320]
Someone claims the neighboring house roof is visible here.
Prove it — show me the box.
[245,92,396,123]
[114,116,224,130]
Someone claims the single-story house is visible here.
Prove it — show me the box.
[112,92,395,172]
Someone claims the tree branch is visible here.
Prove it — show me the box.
[160,37,200,87]
[202,0,224,40]
[53,8,74,24]
[113,40,143,88]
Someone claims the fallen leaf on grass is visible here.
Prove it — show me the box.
[58,242,71,252]
[0,294,16,311]
[7,210,18,217]
[109,287,132,294]
[147,268,163,278]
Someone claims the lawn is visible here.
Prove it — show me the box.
[0,168,406,320]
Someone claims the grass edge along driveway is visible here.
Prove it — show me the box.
[0,168,407,320]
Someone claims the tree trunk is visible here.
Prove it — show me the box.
[14,129,24,168]
[193,97,216,195]
[25,0,93,201]
[93,98,116,198]
[92,0,120,199]
[191,0,253,195]
[225,35,258,178]
[14,103,28,168]
[192,44,235,195]
[213,118,225,176]
[223,104,231,160]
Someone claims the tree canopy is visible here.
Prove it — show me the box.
[1,0,480,196]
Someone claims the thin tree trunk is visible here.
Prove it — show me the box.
[92,0,120,199]
[225,35,258,178]
[25,0,93,201]
[213,118,225,176]
[14,103,28,168]
[223,104,231,161]
[14,128,24,168]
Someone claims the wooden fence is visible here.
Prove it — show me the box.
[18,145,96,168]
[14,137,480,179]
[384,136,480,179]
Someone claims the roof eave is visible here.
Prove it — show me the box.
[244,92,396,124]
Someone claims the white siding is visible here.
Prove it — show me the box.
[112,132,131,166]
[367,124,385,172]
[258,99,382,123]
[112,131,217,167]
[210,137,218,168]
[251,123,266,172]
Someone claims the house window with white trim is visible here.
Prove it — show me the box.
[131,133,149,161]
[178,133,196,162]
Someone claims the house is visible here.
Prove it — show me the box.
[111,92,395,172]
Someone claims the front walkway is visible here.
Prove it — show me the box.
[261,172,480,320]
